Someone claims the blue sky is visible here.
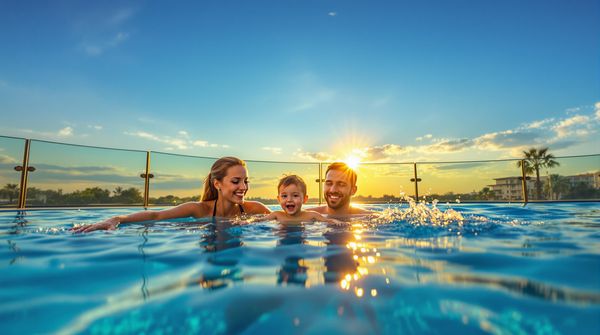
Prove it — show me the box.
[1,0,599,163]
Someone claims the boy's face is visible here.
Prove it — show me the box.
[277,183,308,216]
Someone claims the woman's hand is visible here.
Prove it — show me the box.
[71,218,119,233]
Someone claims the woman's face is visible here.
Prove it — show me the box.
[215,165,249,204]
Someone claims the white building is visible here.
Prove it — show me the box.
[490,171,599,200]
[564,172,600,189]
[489,177,536,201]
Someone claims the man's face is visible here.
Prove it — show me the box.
[324,169,357,210]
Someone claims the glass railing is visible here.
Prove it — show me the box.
[0,135,598,209]
[343,163,415,203]
[417,160,524,202]
[0,136,26,208]
[148,152,215,206]
[25,140,147,207]
[522,155,600,201]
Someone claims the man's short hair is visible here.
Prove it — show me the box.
[325,162,357,186]
[278,175,307,195]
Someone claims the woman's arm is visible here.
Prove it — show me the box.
[71,202,205,233]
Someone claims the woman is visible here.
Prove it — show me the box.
[72,157,271,233]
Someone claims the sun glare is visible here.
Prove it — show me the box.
[344,155,361,170]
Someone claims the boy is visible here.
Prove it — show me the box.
[264,175,343,224]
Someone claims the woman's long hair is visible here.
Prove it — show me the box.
[201,157,246,201]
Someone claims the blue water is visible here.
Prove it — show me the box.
[1,203,599,334]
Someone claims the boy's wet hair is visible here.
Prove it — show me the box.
[325,162,357,186]
[278,175,307,195]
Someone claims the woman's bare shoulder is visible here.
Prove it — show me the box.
[176,201,212,216]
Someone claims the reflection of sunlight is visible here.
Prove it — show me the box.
[338,222,383,298]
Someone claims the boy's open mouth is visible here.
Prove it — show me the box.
[286,204,296,211]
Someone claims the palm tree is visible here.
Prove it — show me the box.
[478,187,495,200]
[517,148,560,200]
[544,174,570,200]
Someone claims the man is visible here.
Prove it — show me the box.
[311,162,372,216]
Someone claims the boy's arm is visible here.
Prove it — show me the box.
[263,212,280,221]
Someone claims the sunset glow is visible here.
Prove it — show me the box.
[344,155,361,170]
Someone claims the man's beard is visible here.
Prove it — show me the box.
[325,192,349,209]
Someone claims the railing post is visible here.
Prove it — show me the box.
[318,163,323,205]
[143,151,152,208]
[410,163,421,202]
[17,139,32,209]
[520,159,529,204]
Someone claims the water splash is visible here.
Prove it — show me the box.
[372,195,469,227]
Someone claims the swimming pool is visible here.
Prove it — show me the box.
[1,202,599,334]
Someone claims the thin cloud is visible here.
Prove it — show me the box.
[57,126,74,137]
[15,163,143,185]
[371,96,391,108]
[363,144,412,161]
[473,130,540,150]
[425,138,473,153]
[88,125,103,130]
[523,118,554,129]
[5,127,76,140]
[78,7,136,57]
[82,31,130,56]
[552,114,591,138]
[416,134,433,141]
[291,89,336,113]
[293,149,335,162]
[262,147,282,155]
[125,130,228,151]
[0,154,18,164]
[108,8,137,26]
[286,72,337,113]
[328,12,337,17]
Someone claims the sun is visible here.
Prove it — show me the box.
[344,155,361,170]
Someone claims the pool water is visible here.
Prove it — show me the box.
[1,202,599,334]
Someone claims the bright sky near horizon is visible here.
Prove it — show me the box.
[1,0,599,163]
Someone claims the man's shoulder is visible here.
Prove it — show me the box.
[306,205,328,214]
[243,200,271,214]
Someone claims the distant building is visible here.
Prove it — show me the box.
[489,177,536,200]
[490,171,599,200]
[564,172,600,189]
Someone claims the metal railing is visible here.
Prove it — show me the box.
[1,135,598,209]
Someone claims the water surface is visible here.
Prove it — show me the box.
[1,202,599,334]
